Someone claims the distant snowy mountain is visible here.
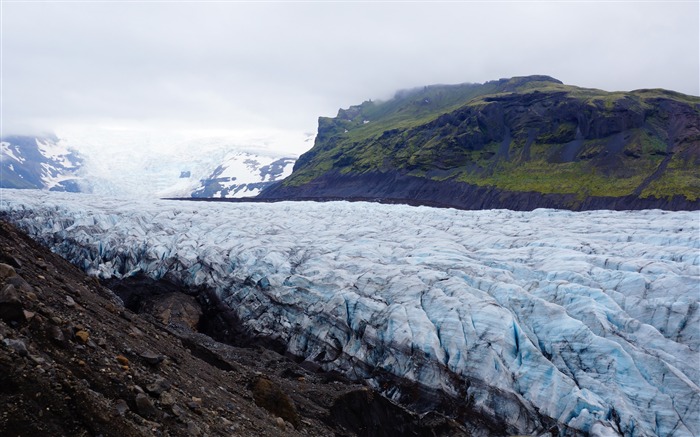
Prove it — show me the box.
[0,135,84,191]
[0,133,301,198]
[92,145,297,199]
[187,150,295,199]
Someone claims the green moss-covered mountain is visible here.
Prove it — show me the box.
[260,76,700,210]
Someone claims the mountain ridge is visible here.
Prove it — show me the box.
[260,75,700,210]
[0,135,85,192]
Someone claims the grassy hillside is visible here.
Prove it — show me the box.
[280,76,700,203]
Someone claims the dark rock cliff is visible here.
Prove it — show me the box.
[259,170,698,211]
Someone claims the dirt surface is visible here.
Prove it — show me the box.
[0,219,469,437]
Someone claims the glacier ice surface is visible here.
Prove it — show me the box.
[1,189,698,436]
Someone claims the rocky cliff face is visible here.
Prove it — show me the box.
[260,76,700,210]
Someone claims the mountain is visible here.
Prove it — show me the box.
[3,190,698,436]
[139,147,297,199]
[0,135,297,198]
[91,145,296,199]
[0,135,85,192]
[188,152,296,198]
[259,75,700,210]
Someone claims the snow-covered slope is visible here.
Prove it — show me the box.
[0,136,84,191]
[1,132,301,198]
[58,129,307,198]
[188,150,295,198]
[1,190,698,436]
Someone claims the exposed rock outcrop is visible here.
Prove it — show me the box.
[257,170,698,211]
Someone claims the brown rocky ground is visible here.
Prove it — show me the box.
[0,219,468,437]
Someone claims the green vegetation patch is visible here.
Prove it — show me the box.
[455,156,663,197]
[641,156,700,201]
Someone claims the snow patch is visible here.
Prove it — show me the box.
[1,142,25,163]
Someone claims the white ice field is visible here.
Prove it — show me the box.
[1,189,698,436]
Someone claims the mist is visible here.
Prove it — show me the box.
[2,1,698,152]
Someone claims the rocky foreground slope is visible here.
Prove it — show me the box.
[260,76,700,210]
[0,218,467,436]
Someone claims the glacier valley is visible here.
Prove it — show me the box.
[0,189,698,436]
[0,134,300,198]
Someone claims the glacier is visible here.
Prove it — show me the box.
[0,189,698,436]
[52,128,308,198]
[2,132,301,198]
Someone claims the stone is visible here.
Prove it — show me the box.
[116,355,130,366]
[64,296,76,308]
[187,396,203,413]
[0,255,21,269]
[46,325,66,343]
[159,391,176,406]
[139,350,165,366]
[114,399,129,416]
[142,292,202,330]
[47,325,66,344]
[251,377,300,429]
[170,404,185,417]
[186,421,202,436]
[74,330,89,343]
[5,276,34,294]
[135,393,158,418]
[146,377,171,396]
[2,338,28,356]
[0,263,17,281]
[30,355,45,365]
[0,284,25,324]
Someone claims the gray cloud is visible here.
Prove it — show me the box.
[3,1,698,143]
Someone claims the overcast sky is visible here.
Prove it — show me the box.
[2,1,698,154]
